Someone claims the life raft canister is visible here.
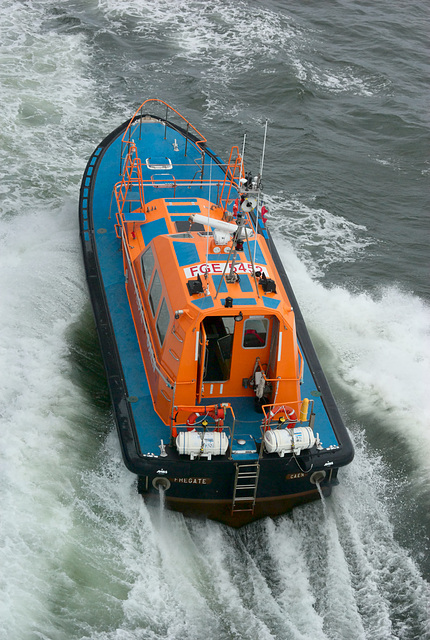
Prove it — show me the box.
[265,405,297,431]
[264,426,316,457]
[176,430,229,459]
[186,407,225,431]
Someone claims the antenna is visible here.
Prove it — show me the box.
[253,120,268,269]
[241,133,247,178]
[260,120,268,179]
[204,159,213,295]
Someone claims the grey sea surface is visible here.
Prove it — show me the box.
[0,1,429,639]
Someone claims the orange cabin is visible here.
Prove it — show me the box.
[121,196,302,428]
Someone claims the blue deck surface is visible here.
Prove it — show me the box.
[90,121,339,455]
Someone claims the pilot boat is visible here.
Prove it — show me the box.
[79,99,354,527]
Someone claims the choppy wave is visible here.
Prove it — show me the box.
[265,195,374,275]
[0,4,102,210]
[96,0,383,103]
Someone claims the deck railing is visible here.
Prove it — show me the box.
[114,99,244,217]
[120,99,209,178]
[172,403,237,458]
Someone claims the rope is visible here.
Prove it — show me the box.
[292,451,313,474]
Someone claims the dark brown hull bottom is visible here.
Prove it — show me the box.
[146,486,331,528]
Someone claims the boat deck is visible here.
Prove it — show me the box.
[87,119,340,458]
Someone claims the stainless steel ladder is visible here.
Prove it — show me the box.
[231,462,260,514]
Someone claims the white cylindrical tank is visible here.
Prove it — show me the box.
[176,431,229,459]
[264,427,316,457]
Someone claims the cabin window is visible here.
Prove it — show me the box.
[243,317,269,348]
[156,299,170,346]
[169,233,193,239]
[149,271,162,315]
[175,220,204,233]
[141,247,155,289]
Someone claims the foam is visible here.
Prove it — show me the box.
[77,444,327,640]
[265,194,374,276]
[97,0,380,102]
[0,205,89,639]
[274,236,430,482]
[294,432,430,638]
[0,3,104,637]
[72,431,430,640]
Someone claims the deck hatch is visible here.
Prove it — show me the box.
[175,220,205,233]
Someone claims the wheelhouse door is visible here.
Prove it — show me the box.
[197,316,235,398]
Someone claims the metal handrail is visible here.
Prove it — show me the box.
[114,142,145,218]
[260,399,314,428]
[117,176,241,202]
[218,146,244,213]
[120,99,208,175]
[173,402,236,447]
[119,100,244,208]
[257,399,315,460]
[124,99,208,150]
[120,226,175,390]
[252,361,303,386]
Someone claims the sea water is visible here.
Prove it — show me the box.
[0,1,429,639]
